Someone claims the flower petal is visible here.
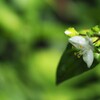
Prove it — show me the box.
[69,36,87,49]
[83,49,94,68]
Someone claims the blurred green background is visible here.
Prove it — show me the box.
[0,0,100,100]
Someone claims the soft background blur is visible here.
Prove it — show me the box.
[0,0,100,100]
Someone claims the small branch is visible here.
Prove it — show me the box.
[93,37,100,43]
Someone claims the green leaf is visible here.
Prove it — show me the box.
[56,44,99,85]
[91,25,100,33]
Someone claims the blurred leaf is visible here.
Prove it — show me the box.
[56,44,99,85]
[91,25,100,33]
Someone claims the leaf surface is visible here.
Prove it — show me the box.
[56,44,99,85]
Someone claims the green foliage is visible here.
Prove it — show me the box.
[0,0,100,100]
[56,44,99,85]
[56,25,100,85]
[91,25,100,33]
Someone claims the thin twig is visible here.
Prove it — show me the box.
[93,37,100,43]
